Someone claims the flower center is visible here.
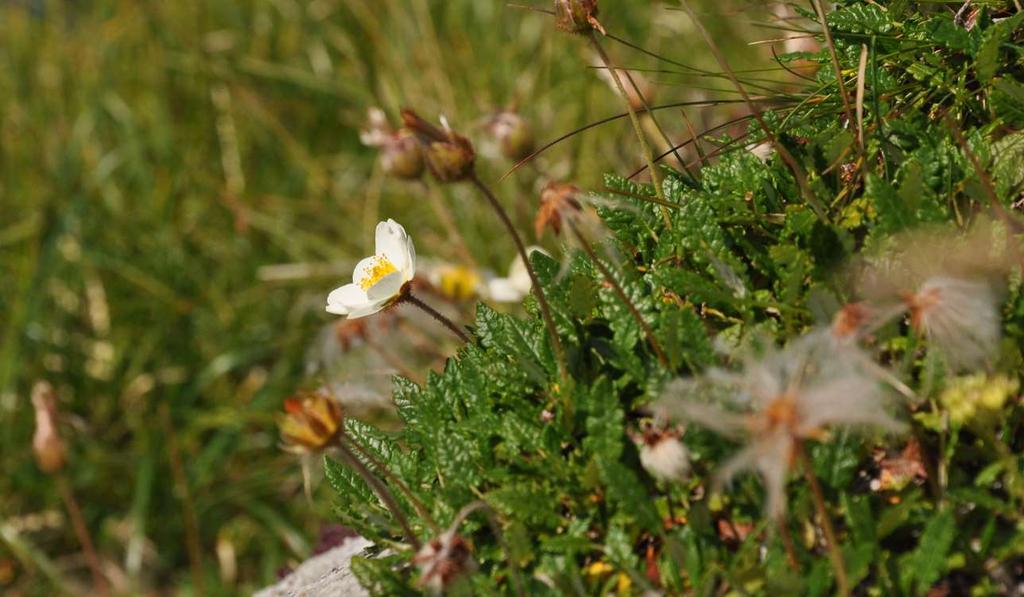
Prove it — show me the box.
[901,287,942,331]
[359,256,398,290]
[764,394,799,430]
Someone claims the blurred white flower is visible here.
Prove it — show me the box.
[424,262,482,301]
[327,219,415,319]
[485,246,548,303]
[657,336,904,519]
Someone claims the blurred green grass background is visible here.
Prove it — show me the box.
[0,0,779,593]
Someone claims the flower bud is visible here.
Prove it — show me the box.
[401,110,475,183]
[31,381,65,474]
[360,108,424,180]
[638,425,689,482]
[554,0,605,35]
[380,130,424,180]
[485,111,535,162]
[280,391,344,454]
[413,530,476,594]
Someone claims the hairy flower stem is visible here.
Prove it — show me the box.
[588,32,673,229]
[571,224,669,368]
[335,438,421,550]
[469,173,569,382]
[56,475,108,595]
[339,432,439,533]
[402,292,470,343]
[795,440,850,596]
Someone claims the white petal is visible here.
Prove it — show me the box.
[327,284,369,314]
[346,298,391,319]
[365,271,404,301]
[376,219,410,273]
[403,231,416,281]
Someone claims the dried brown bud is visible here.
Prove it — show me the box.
[31,381,65,474]
[484,111,535,162]
[413,531,476,594]
[401,110,475,183]
[280,390,344,454]
[381,131,425,180]
[360,108,424,180]
[535,181,584,238]
[554,0,605,35]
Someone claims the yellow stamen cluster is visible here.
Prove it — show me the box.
[359,256,398,290]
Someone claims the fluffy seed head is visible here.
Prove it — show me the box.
[901,275,1002,370]
[657,334,904,519]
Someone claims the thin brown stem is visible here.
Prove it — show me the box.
[811,0,858,152]
[335,439,421,550]
[571,225,669,367]
[469,173,568,382]
[56,475,108,595]
[339,432,439,533]
[777,518,800,572]
[588,32,673,228]
[677,0,830,224]
[402,293,470,343]
[795,439,850,597]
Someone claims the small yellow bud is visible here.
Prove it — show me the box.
[280,391,344,454]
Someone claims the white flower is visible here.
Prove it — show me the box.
[326,219,415,319]
[485,246,547,303]
[638,429,690,482]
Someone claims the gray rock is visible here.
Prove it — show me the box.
[255,537,372,597]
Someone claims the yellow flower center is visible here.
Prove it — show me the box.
[359,256,398,290]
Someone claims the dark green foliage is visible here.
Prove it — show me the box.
[326,2,1024,595]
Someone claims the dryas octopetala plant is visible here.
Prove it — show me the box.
[285,2,1024,594]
